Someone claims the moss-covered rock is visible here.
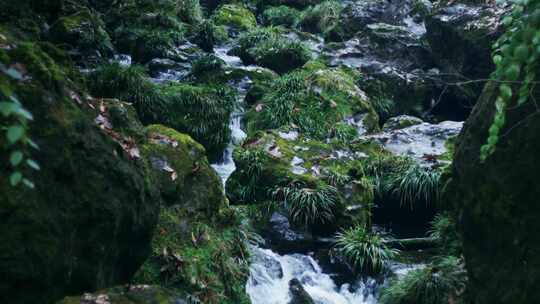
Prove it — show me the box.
[146,83,236,162]
[382,115,423,131]
[444,81,540,303]
[0,41,160,304]
[57,285,189,304]
[226,131,375,234]
[49,9,114,60]
[212,4,257,32]
[142,125,225,212]
[134,205,251,304]
[112,12,189,63]
[245,63,379,138]
[298,0,343,38]
[262,6,301,28]
[232,27,312,74]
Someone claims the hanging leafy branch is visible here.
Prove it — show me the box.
[0,64,40,188]
[480,0,540,161]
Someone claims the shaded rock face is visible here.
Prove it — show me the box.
[262,212,314,253]
[324,0,435,117]
[57,285,190,304]
[425,3,509,119]
[326,0,507,121]
[446,82,540,303]
[288,278,315,304]
[0,44,161,303]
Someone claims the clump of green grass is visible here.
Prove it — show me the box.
[379,256,467,304]
[233,27,311,74]
[272,182,339,226]
[331,122,358,143]
[364,155,441,208]
[334,226,398,274]
[299,1,342,36]
[252,66,376,138]
[156,83,236,161]
[262,6,301,28]
[86,62,164,121]
[394,164,441,208]
[429,213,461,256]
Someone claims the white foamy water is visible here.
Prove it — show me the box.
[211,76,250,184]
[247,246,377,304]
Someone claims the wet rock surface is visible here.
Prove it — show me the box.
[363,119,463,166]
[289,278,316,304]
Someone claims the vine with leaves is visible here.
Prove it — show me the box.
[481,0,540,161]
[0,64,40,188]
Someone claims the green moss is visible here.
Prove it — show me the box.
[142,124,225,213]
[232,26,311,74]
[113,12,188,63]
[0,40,161,304]
[50,10,114,58]
[299,1,343,37]
[262,6,301,27]
[212,4,257,31]
[192,20,229,52]
[226,131,375,233]
[149,83,236,162]
[133,206,251,304]
[246,64,379,138]
[9,42,67,90]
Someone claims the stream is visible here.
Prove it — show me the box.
[208,45,384,304]
[207,45,427,304]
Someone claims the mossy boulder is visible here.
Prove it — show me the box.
[445,81,540,303]
[212,4,257,32]
[226,131,374,234]
[112,12,189,63]
[298,0,343,38]
[245,63,379,137]
[134,205,251,304]
[147,83,236,162]
[0,42,160,304]
[382,115,423,131]
[142,125,225,213]
[232,27,312,74]
[49,10,114,60]
[262,6,301,28]
[56,285,188,304]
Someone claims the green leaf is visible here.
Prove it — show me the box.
[6,125,25,143]
[27,138,39,150]
[9,172,23,186]
[22,179,35,189]
[500,84,513,99]
[9,151,24,166]
[26,159,40,171]
[14,107,33,120]
[0,101,17,116]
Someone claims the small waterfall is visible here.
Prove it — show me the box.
[246,246,377,304]
[210,76,249,184]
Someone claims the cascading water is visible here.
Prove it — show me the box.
[208,43,426,304]
[210,76,249,183]
[208,46,383,304]
[246,246,377,304]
